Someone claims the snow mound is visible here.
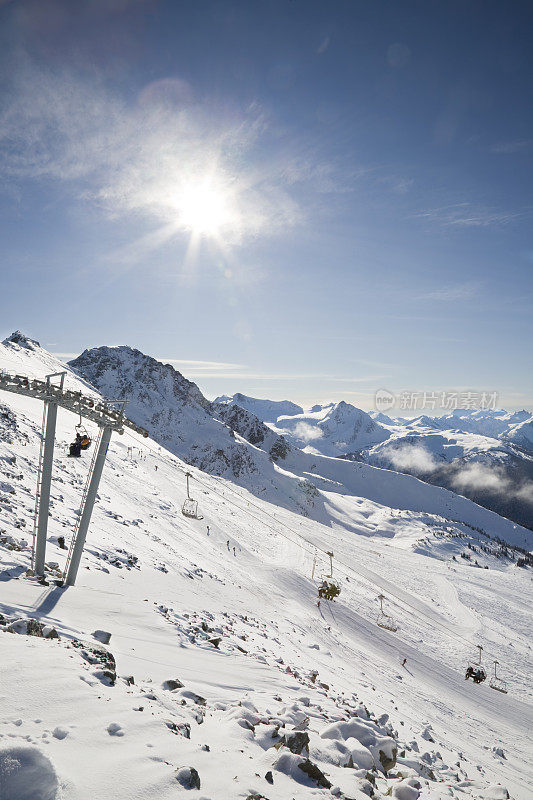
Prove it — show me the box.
[0,746,59,800]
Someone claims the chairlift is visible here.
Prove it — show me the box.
[67,411,91,458]
[376,594,398,632]
[181,472,203,520]
[76,423,91,450]
[317,579,341,601]
[465,644,487,684]
[489,660,508,694]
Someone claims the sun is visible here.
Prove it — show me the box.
[177,177,234,237]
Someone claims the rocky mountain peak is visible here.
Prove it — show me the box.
[2,331,41,350]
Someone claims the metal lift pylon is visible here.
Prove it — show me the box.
[0,369,149,586]
[64,425,112,586]
[33,372,65,577]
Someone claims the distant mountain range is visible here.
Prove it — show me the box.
[177,387,533,530]
[1,331,531,535]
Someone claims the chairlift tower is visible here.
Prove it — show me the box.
[377,593,398,632]
[33,372,65,575]
[0,369,148,584]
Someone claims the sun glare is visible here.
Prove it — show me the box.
[177,178,234,237]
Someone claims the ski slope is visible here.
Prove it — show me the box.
[0,341,532,800]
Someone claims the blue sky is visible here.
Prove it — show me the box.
[1,0,532,411]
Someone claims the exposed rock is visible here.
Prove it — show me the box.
[482,786,510,800]
[297,759,332,789]
[280,731,310,755]
[26,619,44,637]
[92,630,112,644]
[265,770,273,784]
[73,640,116,685]
[175,766,201,789]
[379,745,397,773]
[165,721,191,738]
[3,331,41,349]
[162,678,184,690]
[269,438,290,462]
[5,618,45,637]
[180,690,206,706]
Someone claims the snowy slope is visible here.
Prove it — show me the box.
[0,335,532,800]
[504,417,533,451]
[0,338,532,800]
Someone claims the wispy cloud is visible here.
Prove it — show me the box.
[317,36,330,54]
[157,359,246,374]
[376,174,414,195]
[182,371,386,381]
[413,203,523,228]
[414,282,480,302]
[0,55,337,255]
[490,139,533,154]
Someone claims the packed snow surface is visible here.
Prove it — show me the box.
[0,335,532,800]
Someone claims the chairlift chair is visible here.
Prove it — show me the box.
[181,472,203,520]
[317,579,341,601]
[465,644,487,684]
[68,407,91,456]
[489,660,508,694]
[76,423,91,450]
[376,594,398,632]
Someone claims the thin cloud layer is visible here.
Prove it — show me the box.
[0,56,307,247]
[414,282,480,302]
[413,203,523,228]
[380,443,533,505]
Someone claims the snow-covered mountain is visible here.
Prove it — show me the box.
[1,331,532,800]
[69,345,290,486]
[435,408,533,441]
[223,391,530,529]
[504,417,533,451]
[214,392,304,423]
[272,402,391,456]
[67,344,533,537]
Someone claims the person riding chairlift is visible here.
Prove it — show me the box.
[69,433,83,458]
